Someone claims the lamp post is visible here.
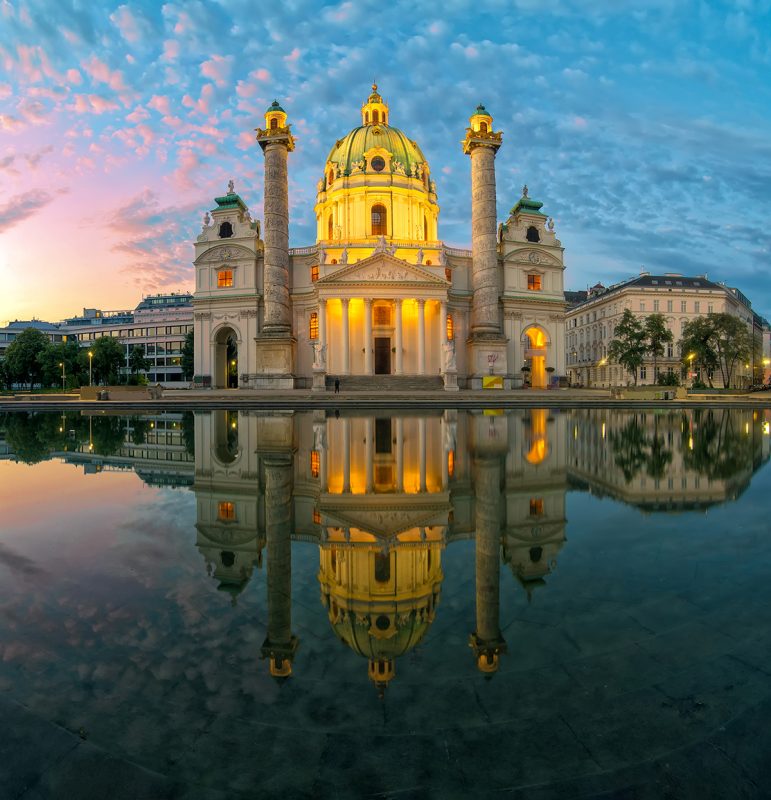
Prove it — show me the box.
[59,362,65,392]
[88,351,93,386]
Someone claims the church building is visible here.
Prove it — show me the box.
[192,86,567,390]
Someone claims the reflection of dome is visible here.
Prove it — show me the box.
[319,541,443,693]
[325,124,428,179]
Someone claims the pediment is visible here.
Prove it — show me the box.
[504,248,561,267]
[318,252,448,285]
[195,244,256,264]
[321,501,450,538]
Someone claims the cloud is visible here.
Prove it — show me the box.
[109,5,152,44]
[0,188,67,233]
[0,543,48,580]
[200,54,233,87]
[70,94,120,114]
[82,55,127,92]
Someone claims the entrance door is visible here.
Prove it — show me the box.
[374,337,391,374]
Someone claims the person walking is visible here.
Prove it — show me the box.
[334,378,340,394]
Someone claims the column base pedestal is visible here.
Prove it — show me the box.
[443,370,459,391]
[252,335,295,390]
[312,371,327,391]
[466,336,510,389]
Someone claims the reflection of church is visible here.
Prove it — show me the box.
[192,408,568,689]
[192,86,567,390]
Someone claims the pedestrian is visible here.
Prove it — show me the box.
[334,378,340,394]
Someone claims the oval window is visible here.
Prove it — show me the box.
[370,156,386,172]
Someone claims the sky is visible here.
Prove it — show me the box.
[1,0,770,325]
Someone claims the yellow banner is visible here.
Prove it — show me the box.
[483,376,503,390]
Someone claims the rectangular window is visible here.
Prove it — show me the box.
[218,269,233,288]
[310,450,320,478]
[375,419,392,454]
[313,509,321,524]
[218,501,236,521]
[446,313,454,341]
[667,300,673,312]
[640,366,647,379]
[667,344,674,358]
[653,300,660,312]
[447,449,455,478]
[640,302,645,312]
[681,301,687,312]
[708,303,713,313]
[311,264,319,282]
[309,311,319,340]
[694,301,700,313]
[529,498,544,516]
[527,274,542,291]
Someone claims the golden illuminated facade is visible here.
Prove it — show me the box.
[192,87,567,390]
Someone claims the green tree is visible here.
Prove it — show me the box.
[5,328,49,389]
[181,330,194,381]
[91,336,125,385]
[680,313,751,388]
[608,309,647,385]
[679,316,719,387]
[128,344,151,382]
[644,313,673,382]
[0,360,11,391]
[38,339,88,389]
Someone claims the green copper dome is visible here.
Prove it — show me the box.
[266,99,285,113]
[325,123,427,176]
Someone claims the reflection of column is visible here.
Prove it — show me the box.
[417,299,426,375]
[364,299,373,375]
[439,300,448,346]
[418,417,427,492]
[394,299,403,375]
[319,298,327,361]
[441,423,449,490]
[343,417,351,493]
[470,454,506,674]
[395,417,404,491]
[341,298,350,375]
[260,455,298,678]
[365,417,374,492]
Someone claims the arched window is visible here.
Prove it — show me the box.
[372,109,379,124]
[371,204,387,236]
[218,221,233,239]
[423,215,428,241]
[327,215,333,240]
[479,121,488,133]
[365,112,369,123]
[327,170,334,186]
[374,552,390,583]
[526,225,540,243]
[309,312,319,340]
[446,313,454,341]
[270,117,278,130]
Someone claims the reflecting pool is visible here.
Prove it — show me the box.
[1,407,770,799]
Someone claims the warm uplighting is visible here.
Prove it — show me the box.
[310,450,320,478]
[218,501,236,521]
[446,313,454,341]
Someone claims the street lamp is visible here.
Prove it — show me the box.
[88,351,93,386]
[59,362,65,392]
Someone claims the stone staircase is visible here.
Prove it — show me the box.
[325,375,444,392]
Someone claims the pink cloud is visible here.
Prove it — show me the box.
[70,94,120,114]
[148,95,171,115]
[161,40,179,61]
[82,56,127,92]
[126,106,150,123]
[110,5,146,44]
[284,48,301,63]
[200,54,233,87]
[237,130,253,151]
[66,68,82,85]
[0,83,10,99]
[182,84,215,115]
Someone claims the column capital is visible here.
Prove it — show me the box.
[462,130,502,156]
[417,298,426,309]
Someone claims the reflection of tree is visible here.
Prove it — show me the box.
[1,412,86,464]
[682,410,753,480]
[609,416,673,483]
[89,417,128,456]
[131,418,149,445]
[181,411,195,458]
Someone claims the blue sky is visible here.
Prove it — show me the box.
[1,0,770,321]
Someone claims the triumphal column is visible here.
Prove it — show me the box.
[463,105,510,388]
[255,100,296,388]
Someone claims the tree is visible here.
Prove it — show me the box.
[129,345,151,380]
[181,330,194,381]
[679,316,720,387]
[91,336,125,385]
[644,313,673,382]
[38,338,88,389]
[0,360,11,391]
[680,313,751,388]
[608,309,647,385]
[5,328,49,389]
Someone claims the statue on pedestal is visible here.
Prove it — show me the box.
[443,339,457,372]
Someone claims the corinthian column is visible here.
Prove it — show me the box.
[463,106,502,339]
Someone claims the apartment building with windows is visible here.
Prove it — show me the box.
[565,273,755,388]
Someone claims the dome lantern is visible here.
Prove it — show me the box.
[265,99,288,131]
[361,83,389,126]
[469,103,493,134]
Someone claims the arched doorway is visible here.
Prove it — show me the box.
[523,327,548,389]
[214,326,239,389]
